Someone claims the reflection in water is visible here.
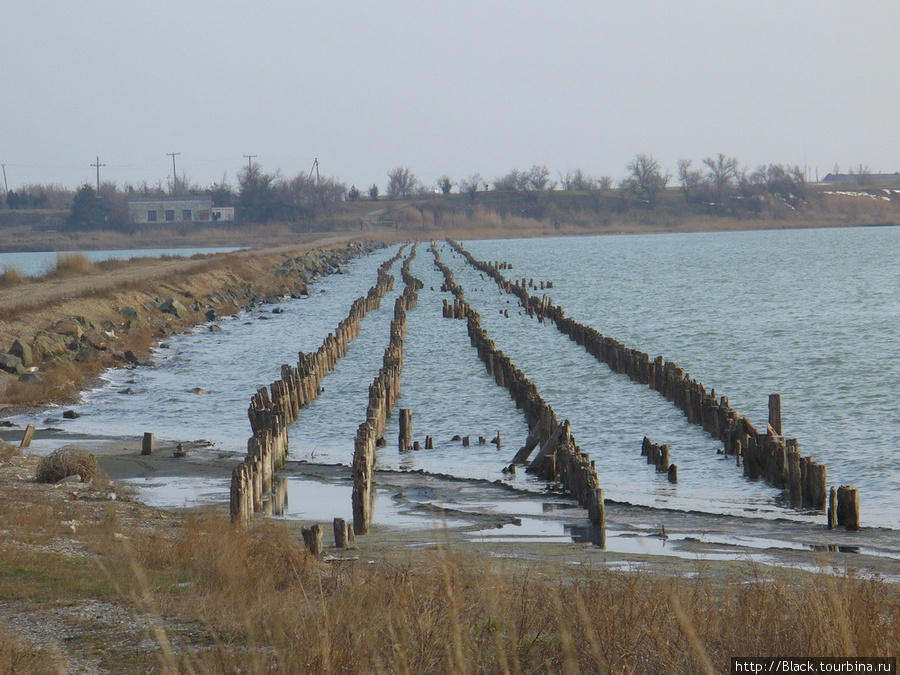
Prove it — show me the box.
[264,476,289,517]
[568,524,607,548]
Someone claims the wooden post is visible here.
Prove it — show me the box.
[141,432,154,456]
[768,394,782,436]
[837,485,860,531]
[302,524,323,555]
[425,435,433,449]
[827,486,838,530]
[333,518,349,549]
[19,424,35,449]
[667,464,678,483]
[399,408,413,451]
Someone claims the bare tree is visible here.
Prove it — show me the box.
[850,164,871,186]
[386,167,420,199]
[703,153,739,202]
[526,165,553,191]
[436,176,454,195]
[623,154,669,208]
[459,173,484,200]
[677,159,705,204]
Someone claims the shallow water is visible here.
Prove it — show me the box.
[9,228,900,530]
[0,247,242,277]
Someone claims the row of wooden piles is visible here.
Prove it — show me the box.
[351,245,423,536]
[430,243,605,527]
[230,246,407,525]
[448,239,861,529]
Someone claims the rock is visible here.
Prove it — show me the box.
[62,410,81,419]
[159,297,189,318]
[205,309,217,321]
[272,307,285,314]
[31,332,68,360]
[208,324,222,333]
[119,387,135,395]
[74,345,100,362]
[0,353,25,375]
[57,475,83,484]
[81,330,111,351]
[189,387,211,395]
[54,320,84,339]
[18,372,42,384]
[9,339,33,367]
[123,350,141,365]
[174,443,187,458]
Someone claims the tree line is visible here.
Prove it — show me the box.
[2,153,816,230]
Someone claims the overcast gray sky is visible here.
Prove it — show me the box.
[3,1,898,192]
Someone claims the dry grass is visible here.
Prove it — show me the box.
[3,360,100,406]
[0,439,19,463]
[0,479,896,672]
[44,252,97,278]
[84,511,897,673]
[0,266,28,288]
[35,447,106,484]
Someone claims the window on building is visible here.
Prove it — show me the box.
[182,209,192,221]
[147,210,157,222]
[165,210,175,222]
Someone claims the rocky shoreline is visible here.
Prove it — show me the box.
[0,238,385,408]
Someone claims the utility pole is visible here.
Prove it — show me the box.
[167,151,181,194]
[90,156,105,192]
[243,154,257,174]
[1,164,7,194]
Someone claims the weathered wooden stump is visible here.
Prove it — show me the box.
[302,524,323,555]
[827,486,838,530]
[19,424,36,449]
[768,393,782,436]
[667,464,678,483]
[424,435,434,449]
[836,485,860,531]
[399,408,413,451]
[333,518,349,549]
[141,432,154,456]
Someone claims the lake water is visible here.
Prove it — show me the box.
[0,247,242,277]
[9,227,899,529]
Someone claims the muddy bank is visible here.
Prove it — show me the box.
[40,438,894,580]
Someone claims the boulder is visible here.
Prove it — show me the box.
[18,372,42,384]
[74,344,100,362]
[54,320,83,339]
[32,332,69,359]
[81,330,111,351]
[62,410,81,419]
[9,339,33,367]
[0,353,25,375]
[205,309,217,322]
[160,297,189,318]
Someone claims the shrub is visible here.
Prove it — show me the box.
[46,253,96,278]
[35,446,105,484]
[0,266,28,288]
[0,439,19,462]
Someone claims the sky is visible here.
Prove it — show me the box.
[3,1,899,193]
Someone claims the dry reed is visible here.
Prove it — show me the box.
[0,266,28,288]
[100,511,900,673]
[35,446,105,484]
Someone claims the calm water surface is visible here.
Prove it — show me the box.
[0,247,242,277]
[11,227,899,528]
